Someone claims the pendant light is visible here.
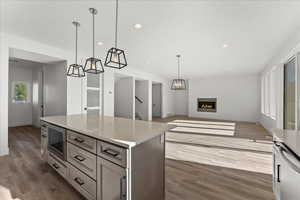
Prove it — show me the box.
[84,8,104,74]
[67,21,85,77]
[104,0,127,69]
[171,55,186,90]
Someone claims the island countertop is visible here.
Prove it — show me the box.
[272,128,300,158]
[41,114,170,148]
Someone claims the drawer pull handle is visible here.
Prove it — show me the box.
[120,176,126,200]
[74,177,85,186]
[103,148,119,157]
[74,137,84,143]
[42,125,47,128]
[52,163,60,170]
[74,155,86,162]
[42,134,47,138]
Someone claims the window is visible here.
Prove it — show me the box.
[261,76,265,114]
[264,73,270,116]
[270,67,277,119]
[12,82,30,103]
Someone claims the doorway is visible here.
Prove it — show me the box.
[8,48,67,128]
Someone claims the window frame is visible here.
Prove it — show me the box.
[12,81,31,104]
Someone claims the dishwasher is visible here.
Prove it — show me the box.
[273,141,300,200]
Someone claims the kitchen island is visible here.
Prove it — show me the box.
[41,114,169,200]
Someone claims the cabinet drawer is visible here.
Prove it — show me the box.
[48,153,67,179]
[67,163,96,200]
[41,122,48,132]
[67,130,97,154]
[97,141,127,168]
[67,142,97,179]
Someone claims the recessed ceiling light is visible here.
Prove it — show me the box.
[223,44,228,48]
[97,41,103,46]
[134,24,142,29]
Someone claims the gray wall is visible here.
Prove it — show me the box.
[43,61,67,116]
[135,80,149,120]
[152,84,162,117]
[189,75,260,122]
[114,77,134,119]
[8,61,35,127]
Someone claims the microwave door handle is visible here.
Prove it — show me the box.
[279,145,300,174]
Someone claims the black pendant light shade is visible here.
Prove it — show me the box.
[171,55,186,90]
[67,21,85,78]
[84,8,104,74]
[67,63,85,77]
[84,57,104,74]
[105,47,127,69]
[105,0,127,69]
[171,79,186,90]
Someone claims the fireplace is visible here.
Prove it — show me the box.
[197,98,217,112]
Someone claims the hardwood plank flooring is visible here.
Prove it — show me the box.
[0,123,275,200]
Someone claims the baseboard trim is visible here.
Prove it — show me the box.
[0,147,9,156]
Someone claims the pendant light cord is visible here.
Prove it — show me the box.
[92,12,95,57]
[115,0,119,48]
[75,24,78,64]
[177,55,180,79]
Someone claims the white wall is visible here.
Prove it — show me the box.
[43,61,67,116]
[260,31,300,132]
[103,71,114,117]
[174,83,189,116]
[8,61,33,127]
[188,75,260,122]
[115,77,135,119]
[135,80,150,120]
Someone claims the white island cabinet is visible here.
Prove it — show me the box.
[41,114,168,200]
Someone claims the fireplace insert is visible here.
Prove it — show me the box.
[197,98,217,112]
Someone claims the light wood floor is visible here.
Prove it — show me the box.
[0,120,275,200]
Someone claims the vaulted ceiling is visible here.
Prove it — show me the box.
[3,0,300,78]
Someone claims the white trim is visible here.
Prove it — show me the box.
[87,86,100,91]
[87,106,100,110]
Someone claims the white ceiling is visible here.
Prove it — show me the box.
[3,0,300,79]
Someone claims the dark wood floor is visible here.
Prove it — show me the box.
[0,124,275,200]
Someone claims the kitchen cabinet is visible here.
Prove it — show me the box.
[97,157,127,200]
[41,114,167,200]
[41,122,48,162]
[273,144,281,200]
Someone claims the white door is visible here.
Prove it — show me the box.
[82,73,102,115]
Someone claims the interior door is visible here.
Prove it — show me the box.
[97,157,127,200]
[83,73,102,115]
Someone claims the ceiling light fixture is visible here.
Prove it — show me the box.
[171,55,186,90]
[84,8,104,74]
[104,0,127,69]
[223,44,228,48]
[97,41,104,46]
[134,23,142,29]
[67,21,85,77]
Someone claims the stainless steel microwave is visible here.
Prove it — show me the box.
[47,124,67,161]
